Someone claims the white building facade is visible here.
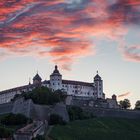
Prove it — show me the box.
[0,65,105,104]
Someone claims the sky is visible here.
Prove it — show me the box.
[0,0,140,108]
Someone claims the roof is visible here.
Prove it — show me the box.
[62,80,93,87]
[94,74,101,80]
[42,80,50,84]
[33,73,42,81]
[0,84,35,95]
[51,65,62,76]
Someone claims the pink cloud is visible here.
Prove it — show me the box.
[0,0,140,69]
[120,45,140,62]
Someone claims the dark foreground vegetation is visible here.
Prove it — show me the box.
[49,117,140,140]
[49,114,66,125]
[67,106,95,121]
[0,113,32,138]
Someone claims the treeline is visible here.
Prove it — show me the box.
[119,99,140,110]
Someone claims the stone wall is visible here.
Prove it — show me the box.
[0,102,13,115]
[0,98,69,122]
[82,107,140,119]
[0,98,140,120]
[12,98,33,118]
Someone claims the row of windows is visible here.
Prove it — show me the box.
[72,90,90,95]
[62,84,89,89]
[51,83,89,89]
[51,79,60,81]
[52,83,60,85]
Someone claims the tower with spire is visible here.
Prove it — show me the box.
[33,72,42,86]
[50,65,62,91]
[94,71,104,99]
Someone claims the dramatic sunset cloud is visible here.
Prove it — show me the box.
[118,92,131,98]
[0,0,140,69]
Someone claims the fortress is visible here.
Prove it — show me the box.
[0,65,118,108]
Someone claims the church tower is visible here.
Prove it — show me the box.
[50,65,62,91]
[94,71,103,99]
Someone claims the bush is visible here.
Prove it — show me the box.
[1,113,31,126]
[32,135,45,140]
[24,87,67,105]
[67,106,95,121]
[0,127,13,138]
[49,114,66,125]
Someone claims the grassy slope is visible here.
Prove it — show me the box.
[49,118,140,140]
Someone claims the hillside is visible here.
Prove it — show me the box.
[49,117,140,140]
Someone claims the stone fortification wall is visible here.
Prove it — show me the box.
[12,98,33,118]
[82,107,140,119]
[0,102,13,115]
[0,98,140,120]
[0,98,69,122]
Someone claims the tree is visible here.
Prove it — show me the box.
[0,127,13,138]
[119,99,131,109]
[1,113,31,125]
[23,87,67,105]
[67,106,95,121]
[135,100,140,110]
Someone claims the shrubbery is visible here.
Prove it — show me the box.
[49,114,66,125]
[1,113,32,126]
[32,135,45,140]
[0,127,13,138]
[23,87,67,105]
[67,106,95,121]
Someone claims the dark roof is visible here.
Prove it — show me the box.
[42,80,50,84]
[94,74,101,80]
[62,80,93,87]
[33,73,42,81]
[0,84,35,95]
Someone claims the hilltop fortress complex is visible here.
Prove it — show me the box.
[0,65,118,108]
